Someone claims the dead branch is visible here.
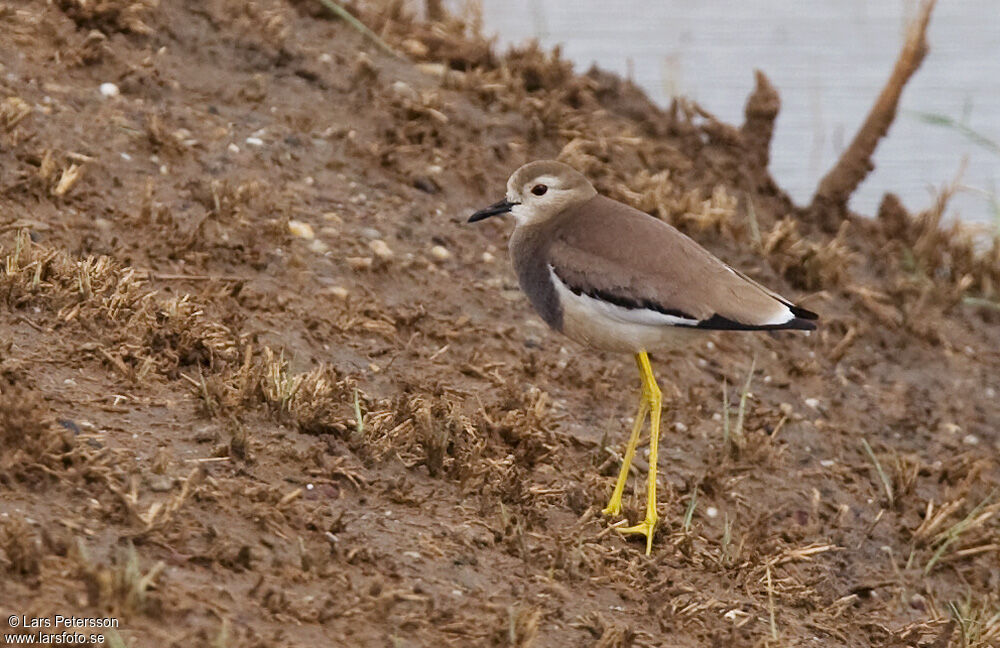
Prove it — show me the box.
[425,0,444,22]
[741,70,781,170]
[809,0,937,230]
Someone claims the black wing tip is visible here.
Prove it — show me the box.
[783,317,817,331]
[790,304,819,320]
[695,314,817,332]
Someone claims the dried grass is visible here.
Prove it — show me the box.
[75,541,165,616]
[0,378,75,480]
[0,517,43,576]
[628,169,741,236]
[1,231,243,378]
[763,218,855,291]
[949,596,1000,648]
[56,0,159,36]
[1,96,32,132]
[879,181,1000,306]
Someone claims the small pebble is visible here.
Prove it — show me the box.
[501,289,521,301]
[369,239,393,260]
[227,143,240,154]
[327,286,349,299]
[120,152,132,161]
[308,239,329,254]
[401,38,429,58]
[820,459,835,467]
[287,220,315,239]
[962,434,980,446]
[354,52,377,78]
[390,80,419,103]
[360,227,382,239]
[429,245,451,261]
[148,476,174,492]
[674,422,688,433]
[347,257,373,271]
[416,63,448,78]
[481,251,495,263]
[245,136,264,146]
[319,53,332,63]
[99,82,120,97]
[402,551,421,560]
[804,398,820,409]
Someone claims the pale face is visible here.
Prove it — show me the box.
[467,161,596,227]
[506,173,590,226]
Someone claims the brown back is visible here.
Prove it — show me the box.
[542,195,813,328]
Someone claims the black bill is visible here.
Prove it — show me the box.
[468,199,517,223]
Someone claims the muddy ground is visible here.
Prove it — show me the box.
[1,1,999,646]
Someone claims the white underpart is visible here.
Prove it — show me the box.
[548,266,797,353]
[550,266,700,327]
[548,266,701,353]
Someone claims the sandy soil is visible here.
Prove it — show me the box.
[1,1,999,646]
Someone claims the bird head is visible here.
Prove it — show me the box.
[469,160,597,226]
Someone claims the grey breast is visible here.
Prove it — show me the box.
[509,224,563,333]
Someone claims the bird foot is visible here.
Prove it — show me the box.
[616,517,658,555]
[601,500,622,517]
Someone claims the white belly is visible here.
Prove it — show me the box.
[549,268,703,353]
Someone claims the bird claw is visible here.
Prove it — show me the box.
[616,518,658,555]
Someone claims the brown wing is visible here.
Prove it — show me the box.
[548,196,817,330]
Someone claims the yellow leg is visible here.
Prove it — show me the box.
[616,351,662,555]
[601,386,649,517]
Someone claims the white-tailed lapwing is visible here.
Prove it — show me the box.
[469,160,817,554]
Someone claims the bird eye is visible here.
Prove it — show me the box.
[531,184,548,196]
